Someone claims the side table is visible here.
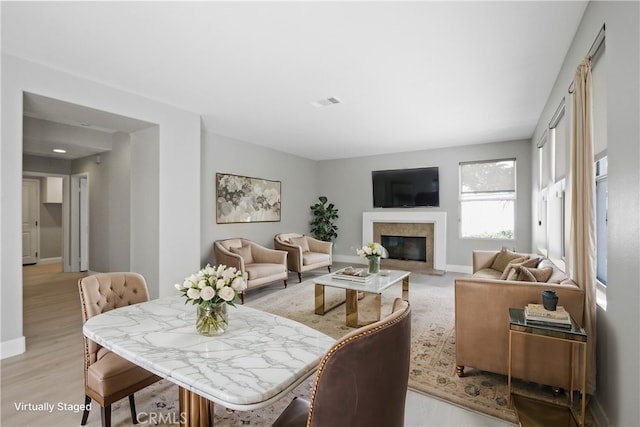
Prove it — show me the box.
[507,307,588,427]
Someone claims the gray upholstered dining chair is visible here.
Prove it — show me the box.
[272,298,412,427]
[78,272,161,427]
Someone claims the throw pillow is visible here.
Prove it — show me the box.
[230,245,253,264]
[491,248,528,273]
[290,236,310,252]
[516,266,554,282]
[515,267,538,282]
[500,257,541,280]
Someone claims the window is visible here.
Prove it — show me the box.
[595,156,608,285]
[459,159,516,239]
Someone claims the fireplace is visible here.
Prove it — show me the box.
[381,235,427,262]
[362,211,447,272]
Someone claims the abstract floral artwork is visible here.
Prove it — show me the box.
[216,173,281,223]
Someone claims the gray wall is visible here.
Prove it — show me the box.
[317,139,532,268]
[530,2,639,425]
[200,131,319,266]
[39,197,62,259]
[71,132,132,273]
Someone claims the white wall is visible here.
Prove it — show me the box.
[317,139,532,270]
[530,2,640,425]
[200,131,319,265]
[1,54,201,358]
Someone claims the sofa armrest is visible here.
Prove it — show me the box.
[472,250,499,273]
[307,237,332,255]
[274,239,303,271]
[454,276,585,386]
[250,243,287,265]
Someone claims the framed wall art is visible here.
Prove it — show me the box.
[216,173,281,223]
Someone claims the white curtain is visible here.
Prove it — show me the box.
[569,57,597,393]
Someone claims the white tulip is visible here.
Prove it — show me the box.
[186,288,201,300]
[218,286,235,301]
[200,286,215,301]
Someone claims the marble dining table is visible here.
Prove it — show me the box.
[83,296,336,426]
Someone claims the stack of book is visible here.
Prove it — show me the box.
[524,304,572,329]
[333,267,374,283]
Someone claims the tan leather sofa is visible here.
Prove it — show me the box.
[274,233,332,282]
[455,249,585,390]
[214,238,288,303]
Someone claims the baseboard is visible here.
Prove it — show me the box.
[39,257,62,264]
[589,394,611,427]
[446,264,473,274]
[1,336,26,359]
[333,256,473,275]
[333,254,364,265]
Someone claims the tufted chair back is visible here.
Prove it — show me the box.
[78,272,159,427]
[79,272,150,366]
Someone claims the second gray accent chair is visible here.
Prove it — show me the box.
[274,233,332,282]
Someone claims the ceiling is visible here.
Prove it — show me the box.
[2,1,587,161]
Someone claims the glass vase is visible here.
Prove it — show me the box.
[368,255,381,274]
[196,302,228,336]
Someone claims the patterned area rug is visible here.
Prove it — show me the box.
[102,271,592,426]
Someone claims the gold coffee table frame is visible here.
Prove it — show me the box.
[314,269,410,327]
[507,307,588,427]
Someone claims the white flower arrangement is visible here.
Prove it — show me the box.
[175,264,247,307]
[356,242,384,258]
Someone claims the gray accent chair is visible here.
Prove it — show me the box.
[214,238,288,303]
[274,233,332,282]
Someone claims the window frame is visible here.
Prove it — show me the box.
[458,158,517,240]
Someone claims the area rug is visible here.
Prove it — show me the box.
[103,271,592,426]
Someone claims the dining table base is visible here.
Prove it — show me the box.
[179,386,215,426]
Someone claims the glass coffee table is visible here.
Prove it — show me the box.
[313,269,410,327]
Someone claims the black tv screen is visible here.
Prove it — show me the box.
[372,167,439,208]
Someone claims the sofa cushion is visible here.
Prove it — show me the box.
[290,236,310,252]
[490,249,528,272]
[230,245,254,264]
[473,268,503,280]
[302,251,330,266]
[244,263,284,280]
[500,257,541,279]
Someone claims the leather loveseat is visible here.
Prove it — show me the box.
[454,249,585,390]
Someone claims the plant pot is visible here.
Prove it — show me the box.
[368,256,381,274]
[196,303,228,336]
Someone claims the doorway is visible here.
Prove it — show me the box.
[69,174,89,272]
[22,178,40,265]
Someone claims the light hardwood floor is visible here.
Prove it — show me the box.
[1,263,511,427]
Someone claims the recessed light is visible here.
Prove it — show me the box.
[53,148,67,154]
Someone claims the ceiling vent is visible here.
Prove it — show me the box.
[312,97,343,107]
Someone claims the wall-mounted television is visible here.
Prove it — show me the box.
[372,166,439,208]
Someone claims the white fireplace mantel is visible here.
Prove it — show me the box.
[362,210,447,271]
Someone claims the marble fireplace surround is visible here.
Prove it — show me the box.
[362,211,447,272]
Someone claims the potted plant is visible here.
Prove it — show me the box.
[310,196,339,242]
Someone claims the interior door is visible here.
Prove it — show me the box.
[22,178,40,265]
